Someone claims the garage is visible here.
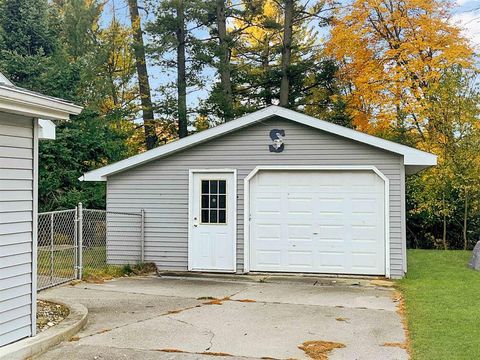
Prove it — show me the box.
[248,169,386,275]
[81,105,437,278]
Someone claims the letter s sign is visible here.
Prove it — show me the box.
[269,129,285,153]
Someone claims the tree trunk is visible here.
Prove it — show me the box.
[262,46,272,106]
[464,188,468,250]
[279,0,293,107]
[216,0,233,121]
[176,0,188,138]
[127,0,157,150]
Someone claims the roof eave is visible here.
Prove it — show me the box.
[80,105,438,181]
[0,86,83,120]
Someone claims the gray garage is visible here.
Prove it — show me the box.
[0,73,82,347]
[81,106,436,279]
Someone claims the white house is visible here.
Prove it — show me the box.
[0,73,82,347]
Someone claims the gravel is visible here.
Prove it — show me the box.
[36,300,69,333]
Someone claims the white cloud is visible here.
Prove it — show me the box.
[452,11,480,50]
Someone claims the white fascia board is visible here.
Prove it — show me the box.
[81,107,277,181]
[272,107,438,166]
[0,86,83,120]
[38,119,56,140]
[81,105,437,182]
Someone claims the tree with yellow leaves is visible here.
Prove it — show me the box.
[326,0,474,139]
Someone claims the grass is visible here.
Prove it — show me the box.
[397,249,480,360]
[82,262,157,282]
[37,245,156,283]
[38,246,107,278]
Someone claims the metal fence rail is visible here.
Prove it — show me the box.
[37,203,144,291]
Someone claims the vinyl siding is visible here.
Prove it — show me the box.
[0,113,34,347]
[107,117,407,278]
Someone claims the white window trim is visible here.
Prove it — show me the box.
[188,169,237,273]
[243,165,391,278]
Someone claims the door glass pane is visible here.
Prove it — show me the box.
[219,195,226,209]
[218,210,226,223]
[219,180,226,194]
[210,180,218,194]
[210,195,218,208]
[210,210,218,223]
[201,210,209,223]
[200,179,227,224]
[202,180,209,194]
[202,195,209,208]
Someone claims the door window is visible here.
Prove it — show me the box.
[201,180,227,224]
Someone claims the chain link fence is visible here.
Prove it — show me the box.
[37,210,78,290]
[37,204,144,291]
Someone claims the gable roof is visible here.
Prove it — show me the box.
[81,106,437,181]
[0,71,83,120]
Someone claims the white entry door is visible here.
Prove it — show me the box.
[189,171,236,272]
[249,170,385,275]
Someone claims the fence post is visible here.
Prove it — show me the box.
[74,207,78,279]
[77,203,83,279]
[50,213,54,285]
[141,209,145,263]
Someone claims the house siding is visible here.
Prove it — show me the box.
[0,113,34,347]
[107,117,406,278]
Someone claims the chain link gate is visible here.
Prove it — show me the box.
[37,209,78,290]
[37,204,144,291]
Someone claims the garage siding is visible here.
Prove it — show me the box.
[0,113,34,346]
[107,117,406,278]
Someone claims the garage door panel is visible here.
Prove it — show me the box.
[287,224,313,240]
[256,250,282,267]
[288,251,313,267]
[287,198,312,215]
[352,225,378,241]
[318,225,345,240]
[317,251,346,270]
[255,198,282,215]
[254,223,281,240]
[250,170,385,275]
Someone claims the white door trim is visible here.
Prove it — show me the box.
[188,169,237,272]
[243,165,391,278]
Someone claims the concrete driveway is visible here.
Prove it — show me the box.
[37,275,407,360]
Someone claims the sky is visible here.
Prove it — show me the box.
[105,0,480,111]
[452,0,480,50]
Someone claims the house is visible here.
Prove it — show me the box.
[81,106,436,279]
[0,73,82,347]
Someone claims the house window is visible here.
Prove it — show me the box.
[201,180,227,224]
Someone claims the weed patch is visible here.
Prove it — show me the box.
[82,262,156,283]
[201,352,232,356]
[158,349,185,353]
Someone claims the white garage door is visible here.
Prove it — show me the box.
[249,170,385,275]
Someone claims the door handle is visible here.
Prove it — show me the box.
[193,217,198,227]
